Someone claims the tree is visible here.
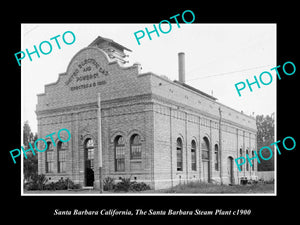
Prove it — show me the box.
[23,121,33,149]
[23,121,38,182]
[256,113,275,171]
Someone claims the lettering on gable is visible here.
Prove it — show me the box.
[65,58,109,91]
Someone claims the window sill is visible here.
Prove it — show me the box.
[45,172,68,175]
[130,159,142,163]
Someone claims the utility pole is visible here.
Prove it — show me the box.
[98,93,103,193]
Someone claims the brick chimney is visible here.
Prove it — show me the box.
[178,52,185,83]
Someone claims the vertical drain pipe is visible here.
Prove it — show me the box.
[219,107,223,185]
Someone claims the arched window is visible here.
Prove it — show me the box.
[202,138,209,160]
[239,148,243,171]
[214,144,219,171]
[191,140,196,171]
[130,134,142,160]
[177,138,183,171]
[246,149,249,171]
[201,137,210,182]
[46,142,54,173]
[115,136,125,171]
[85,139,94,170]
[57,141,67,173]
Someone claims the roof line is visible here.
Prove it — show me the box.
[89,36,132,52]
[173,80,218,101]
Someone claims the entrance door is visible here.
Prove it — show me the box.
[85,167,94,186]
[202,161,209,182]
[84,139,95,187]
[227,157,234,184]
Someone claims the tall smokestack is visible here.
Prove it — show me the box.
[178,52,185,83]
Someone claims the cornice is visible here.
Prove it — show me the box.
[151,93,257,133]
[36,93,256,133]
[36,93,153,117]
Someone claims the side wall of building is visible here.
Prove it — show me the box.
[152,100,257,190]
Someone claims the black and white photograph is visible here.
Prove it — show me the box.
[3,4,298,224]
[21,23,276,196]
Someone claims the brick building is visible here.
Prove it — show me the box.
[36,36,257,190]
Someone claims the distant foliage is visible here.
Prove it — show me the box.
[256,114,275,171]
[256,114,275,145]
[23,121,38,182]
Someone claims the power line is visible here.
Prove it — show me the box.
[151,64,273,90]
[24,25,39,36]
[187,64,273,81]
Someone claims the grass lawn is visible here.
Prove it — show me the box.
[154,181,274,194]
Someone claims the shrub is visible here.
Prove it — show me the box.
[112,177,151,192]
[44,182,56,190]
[68,179,81,189]
[25,175,81,191]
[114,177,132,192]
[264,178,274,184]
[25,181,39,190]
[103,177,115,191]
[55,178,68,190]
[25,174,48,190]
[44,177,81,190]
[129,182,151,192]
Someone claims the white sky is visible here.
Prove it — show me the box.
[21,23,276,133]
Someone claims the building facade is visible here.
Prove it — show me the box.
[36,36,257,190]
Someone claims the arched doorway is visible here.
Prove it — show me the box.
[84,138,95,187]
[201,137,210,182]
[227,156,234,184]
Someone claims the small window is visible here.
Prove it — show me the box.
[177,138,183,171]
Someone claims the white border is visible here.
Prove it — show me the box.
[20,23,277,196]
